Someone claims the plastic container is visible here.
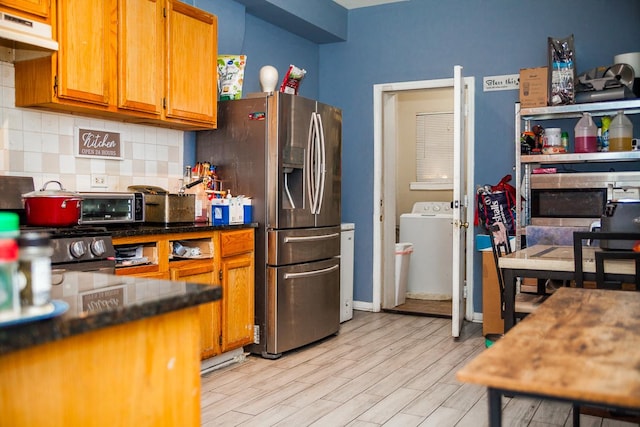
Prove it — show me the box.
[544,128,562,146]
[609,110,633,152]
[0,212,20,319]
[394,242,413,306]
[18,232,53,307]
[574,112,598,153]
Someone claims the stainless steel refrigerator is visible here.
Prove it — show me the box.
[196,92,342,358]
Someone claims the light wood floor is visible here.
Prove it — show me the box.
[200,310,637,427]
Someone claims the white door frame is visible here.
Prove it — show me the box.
[372,75,475,321]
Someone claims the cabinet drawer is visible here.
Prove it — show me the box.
[220,229,254,258]
[114,243,158,268]
[170,238,214,259]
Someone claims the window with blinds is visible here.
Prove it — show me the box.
[411,111,454,190]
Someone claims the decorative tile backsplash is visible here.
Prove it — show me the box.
[0,61,185,192]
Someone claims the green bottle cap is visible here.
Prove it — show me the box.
[0,212,20,234]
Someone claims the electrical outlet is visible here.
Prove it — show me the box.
[91,174,108,188]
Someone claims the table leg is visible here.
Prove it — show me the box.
[488,387,502,427]
[572,403,581,427]
[503,269,516,333]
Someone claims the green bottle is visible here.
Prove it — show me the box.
[0,212,20,319]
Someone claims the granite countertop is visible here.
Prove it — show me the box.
[108,222,258,238]
[0,271,221,356]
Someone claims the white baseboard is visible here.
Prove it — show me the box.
[353,300,375,312]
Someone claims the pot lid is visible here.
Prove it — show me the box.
[22,180,81,198]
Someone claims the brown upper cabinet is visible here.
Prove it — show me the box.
[14,0,218,130]
[1,0,51,21]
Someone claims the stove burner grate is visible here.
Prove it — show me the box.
[20,225,110,238]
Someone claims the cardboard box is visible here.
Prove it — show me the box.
[519,66,548,108]
[211,197,252,225]
[482,251,503,335]
[475,234,515,251]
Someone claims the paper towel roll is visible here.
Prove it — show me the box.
[614,52,640,75]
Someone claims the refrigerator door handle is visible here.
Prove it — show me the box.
[284,264,340,279]
[284,232,341,243]
[311,112,322,214]
[306,112,316,212]
[315,113,326,214]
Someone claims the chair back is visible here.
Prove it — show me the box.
[573,231,640,289]
[595,249,640,289]
[489,222,511,317]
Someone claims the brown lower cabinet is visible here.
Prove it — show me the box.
[113,228,254,360]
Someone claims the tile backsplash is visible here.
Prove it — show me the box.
[0,61,185,192]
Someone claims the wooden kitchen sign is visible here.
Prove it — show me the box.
[80,286,127,313]
[75,127,123,159]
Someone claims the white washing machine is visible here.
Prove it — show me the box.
[399,201,453,300]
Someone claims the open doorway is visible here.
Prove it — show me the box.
[372,71,475,331]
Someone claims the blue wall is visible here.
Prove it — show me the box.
[194,0,321,97]
[191,0,640,312]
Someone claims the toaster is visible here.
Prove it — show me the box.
[127,185,195,224]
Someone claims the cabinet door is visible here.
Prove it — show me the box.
[170,263,221,359]
[56,0,114,106]
[1,0,49,19]
[221,253,254,352]
[199,300,221,359]
[165,0,217,126]
[118,0,163,115]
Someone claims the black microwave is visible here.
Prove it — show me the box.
[78,192,144,224]
[529,172,640,227]
[531,188,607,220]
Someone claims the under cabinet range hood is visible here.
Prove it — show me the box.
[0,10,58,59]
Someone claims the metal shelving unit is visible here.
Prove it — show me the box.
[520,99,640,120]
[514,99,640,247]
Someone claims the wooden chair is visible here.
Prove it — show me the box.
[488,222,546,321]
[571,231,640,424]
[573,231,640,289]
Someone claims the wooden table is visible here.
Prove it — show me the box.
[457,287,640,427]
[499,244,638,332]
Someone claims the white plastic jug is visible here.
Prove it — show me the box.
[574,112,597,153]
[609,110,633,152]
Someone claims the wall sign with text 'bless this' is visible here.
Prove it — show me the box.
[75,127,123,160]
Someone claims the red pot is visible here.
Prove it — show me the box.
[22,181,83,227]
